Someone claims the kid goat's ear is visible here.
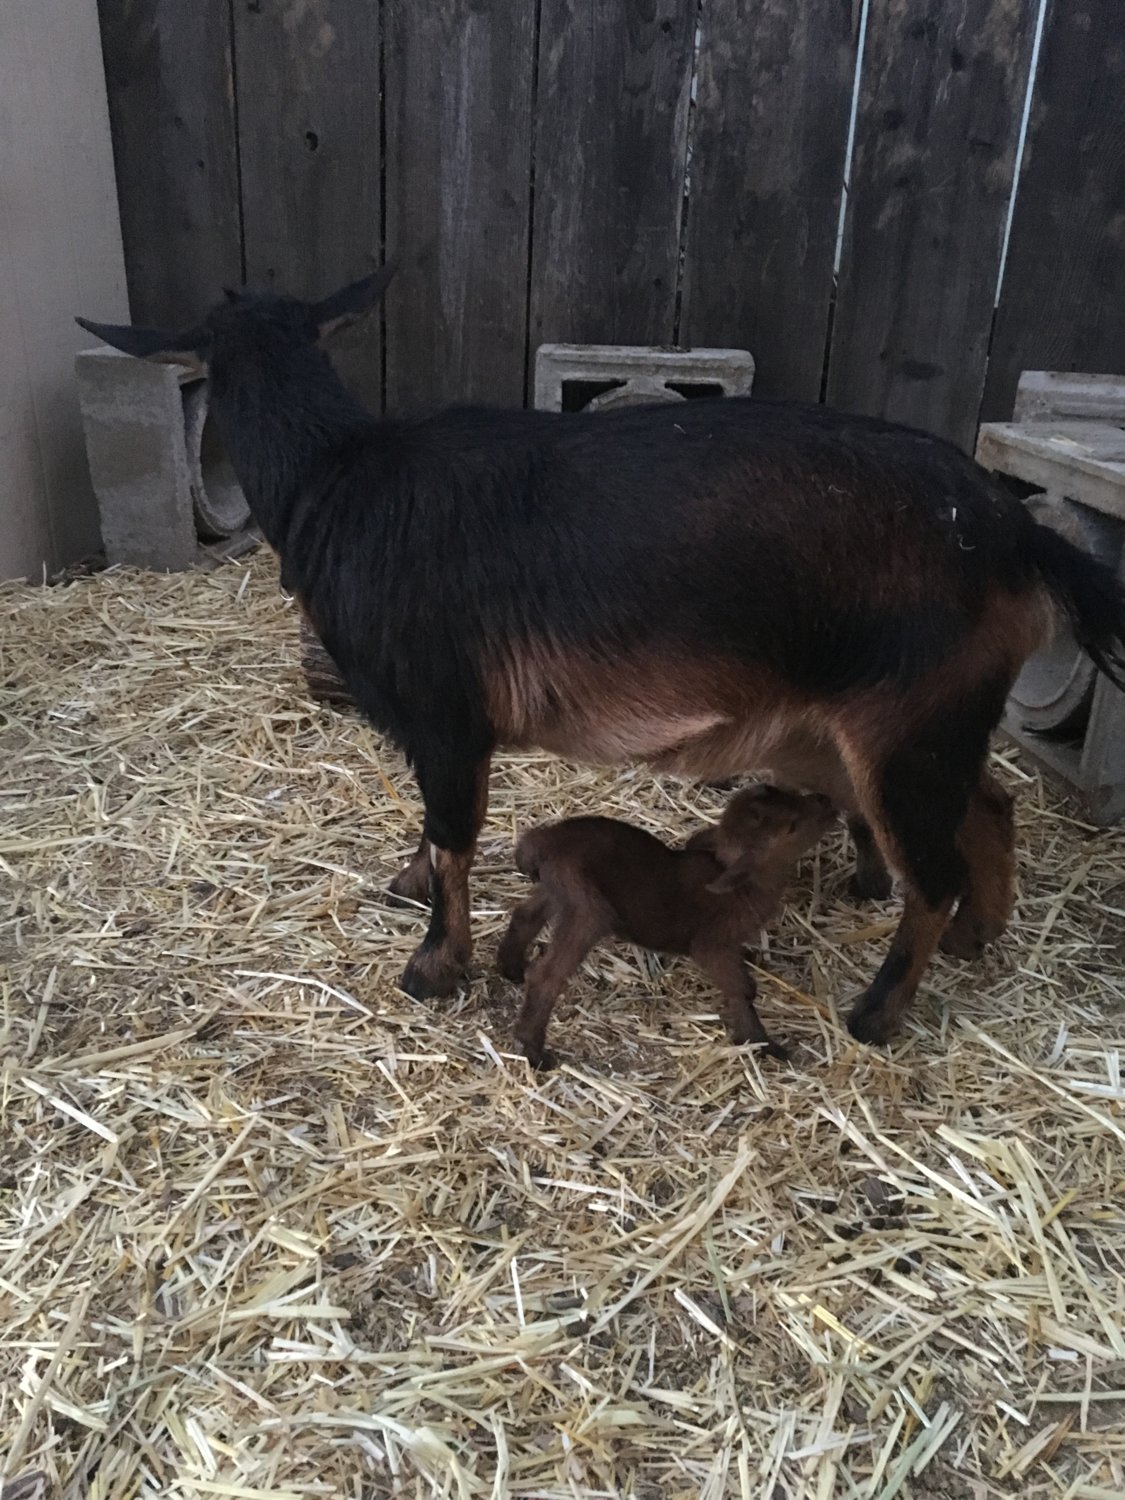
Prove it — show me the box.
[75,317,208,379]
[311,260,399,342]
[705,855,757,896]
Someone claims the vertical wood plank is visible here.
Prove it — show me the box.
[828,0,1035,449]
[680,0,857,401]
[97,0,241,327]
[233,0,383,410]
[384,0,536,412]
[982,0,1125,422]
[0,0,129,578]
[529,0,695,352]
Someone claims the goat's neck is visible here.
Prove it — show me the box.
[735,869,788,921]
[207,344,372,548]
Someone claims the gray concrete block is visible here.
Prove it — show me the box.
[1012,370,1125,424]
[534,343,755,412]
[1000,515,1125,825]
[976,394,1125,825]
[75,348,250,572]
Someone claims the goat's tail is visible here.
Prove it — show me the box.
[1029,521,1125,692]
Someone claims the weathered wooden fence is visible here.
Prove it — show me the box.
[97,0,1124,454]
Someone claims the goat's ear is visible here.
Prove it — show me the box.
[705,855,757,896]
[311,260,398,342]
[75,317,208,378]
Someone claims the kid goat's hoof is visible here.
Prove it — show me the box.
[521,1044,557,1072]
[731,1029,790,1061]
[495,948,528,985]
[400,948,466,1001]
[846,994,900,1047]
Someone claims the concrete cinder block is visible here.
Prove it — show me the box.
[75,348,250,572]
[976,374,1125,824]
[534,344,755,413]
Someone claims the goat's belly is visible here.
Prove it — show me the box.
[648,717,807,779]
[488,648,836,783]
[530,709,730,765]
[528,707,806,779]
[525,709,857,807]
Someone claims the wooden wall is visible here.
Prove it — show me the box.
[0,0,129,580]
[95,0,1124,453]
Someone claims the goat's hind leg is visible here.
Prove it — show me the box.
[940,769,1015,959]
[848,816,893,901]
[388,832,432,906]
[515,903,608,1069]
[497,889,550,983]
[840,694,1001,1044]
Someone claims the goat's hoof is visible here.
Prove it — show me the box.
[496,949,527,985]
[731,1029,790,1060]
[939,925,986,961]
[940,910,1003,961]
[848,868,893,903]
[520,1042,556,1072]
[400,948,466,1000]
[846,995,899,1047]
[385,887,428,911]
[387,867,432,908]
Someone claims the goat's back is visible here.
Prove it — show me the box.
[515,817,675,883]
[514,815,774,955]
[301,395,1044,721]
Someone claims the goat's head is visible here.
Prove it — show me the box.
[75,262,399,379]
[706,784,836,894]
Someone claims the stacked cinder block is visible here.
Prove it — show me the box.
[75,348,254,571]
[533,343,755,412]
[976,372,1125,824]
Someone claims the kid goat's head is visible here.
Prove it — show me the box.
[75,262,399,378]
[708,785,837,894]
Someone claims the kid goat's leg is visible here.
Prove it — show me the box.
[691,940,788,1059]
[515,902,608,1068]
[497,889,550,983]
[401,750,491,1000]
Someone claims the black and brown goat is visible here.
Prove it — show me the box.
[77,265,1125,1046]
[498,785,838,1067]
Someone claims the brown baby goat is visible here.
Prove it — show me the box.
[497,785,837,1067]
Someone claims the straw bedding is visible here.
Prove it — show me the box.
[2,547,1124,1499]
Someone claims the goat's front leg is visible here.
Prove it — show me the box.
[400,750,491,1000]
[691,940,789,1059]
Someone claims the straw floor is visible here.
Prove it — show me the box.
[2,548,1124,1500]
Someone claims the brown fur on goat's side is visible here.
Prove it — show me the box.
[496,785,838,1068]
